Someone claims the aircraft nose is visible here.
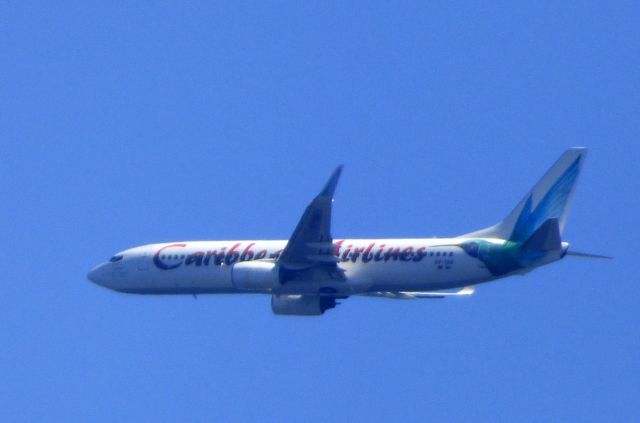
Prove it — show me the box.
[87,264,109,287]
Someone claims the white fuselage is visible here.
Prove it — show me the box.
[88,238,504,295]
[86,149,590,314]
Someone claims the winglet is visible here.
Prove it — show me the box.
[319,165,343,198]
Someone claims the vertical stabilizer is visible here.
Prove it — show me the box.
[460,148,587,241]
[521,218,562,253]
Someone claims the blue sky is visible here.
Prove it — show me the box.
[2,1,639,421]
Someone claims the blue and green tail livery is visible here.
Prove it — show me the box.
[462,148,587,241]
[454,148,594,276]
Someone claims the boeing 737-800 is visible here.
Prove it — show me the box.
[88,148,608,315]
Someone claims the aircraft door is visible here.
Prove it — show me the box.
[138,251,150,271]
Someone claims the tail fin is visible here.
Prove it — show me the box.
[461,148,587,241]
[522,218,562,253]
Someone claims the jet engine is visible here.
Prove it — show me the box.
[231,261,280,291]
[271,294,336,316]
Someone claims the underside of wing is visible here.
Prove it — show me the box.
[361,286,476,300]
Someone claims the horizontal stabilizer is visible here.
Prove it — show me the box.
[566,251,613,260]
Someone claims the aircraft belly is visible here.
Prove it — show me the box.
[135,265,235,293]
[343,254,491,292]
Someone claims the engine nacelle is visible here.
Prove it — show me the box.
[271,294,336,316]
[231,261,280,291]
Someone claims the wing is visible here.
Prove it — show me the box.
[361,286,476,300]
[278,166,344,279]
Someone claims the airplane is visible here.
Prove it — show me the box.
[87,148,610,315]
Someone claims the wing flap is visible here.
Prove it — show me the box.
[407,286,475,298]
[362,286,476,300]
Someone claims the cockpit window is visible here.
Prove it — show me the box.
[109,255,124,263]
